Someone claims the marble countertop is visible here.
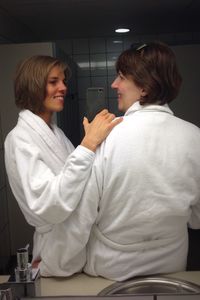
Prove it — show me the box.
[1,271,200,296]
[40,272,200,296]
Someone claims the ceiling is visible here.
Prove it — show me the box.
[0,0,200,43]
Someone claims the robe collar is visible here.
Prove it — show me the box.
[124,101,174,117]
[19,109,68,163]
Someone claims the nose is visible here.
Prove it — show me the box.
[111,77,118,89]
[59,81,67,92]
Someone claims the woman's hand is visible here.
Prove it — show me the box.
[81,109,123,152]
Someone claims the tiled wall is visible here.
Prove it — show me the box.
[73,37,124,119]
[56,31,200,137]
[0,113,11,273]
[58,36,130,121]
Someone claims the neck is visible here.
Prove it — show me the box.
[37,111,52,126]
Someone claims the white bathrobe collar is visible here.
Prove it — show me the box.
[19,109,68,163]
[125,101,174,116]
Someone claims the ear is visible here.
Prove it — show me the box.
[141,89,147,97]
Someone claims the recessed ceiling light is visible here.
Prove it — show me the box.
[115,28,130,33]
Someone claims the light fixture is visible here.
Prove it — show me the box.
[115,28,130,33]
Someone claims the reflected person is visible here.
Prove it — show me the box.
[77,42,200,280]
[4,55,122,276]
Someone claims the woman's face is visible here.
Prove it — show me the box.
[111,72,145,113]
[39,65,67,124]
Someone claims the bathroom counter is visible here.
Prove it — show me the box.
[1,272,200,296]
[39,271,200,296]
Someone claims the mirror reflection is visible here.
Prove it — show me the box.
[0,1,200,298]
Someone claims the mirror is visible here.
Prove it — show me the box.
[0,1,200,296]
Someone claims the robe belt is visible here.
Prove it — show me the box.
[93,224,183,252]
[36,224,53,234]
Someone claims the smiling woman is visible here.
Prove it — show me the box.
[3,54,122,276]
[38,66,68,124]
[14,56,70,116]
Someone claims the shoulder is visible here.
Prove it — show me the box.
[173,115,200,135]
[106,115,132,137]
[4,122,34,152]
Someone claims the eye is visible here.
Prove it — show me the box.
[63,78,67,86]
[48,79,58,85]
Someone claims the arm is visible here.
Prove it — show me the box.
[39,150,104,276]
[5,110,121,225]
[6,138,95,224]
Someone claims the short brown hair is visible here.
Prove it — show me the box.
[116,42,182,105]
[14,55,71,113]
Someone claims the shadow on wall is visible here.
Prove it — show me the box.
[187,228,200,270]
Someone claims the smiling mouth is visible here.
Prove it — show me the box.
[53,96,64,100]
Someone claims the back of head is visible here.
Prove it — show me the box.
[14,55,70,114]
[116,41,182,105]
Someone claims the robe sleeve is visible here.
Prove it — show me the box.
[68,143,105,227]
[6,135,95,224]
[39,149,104,276]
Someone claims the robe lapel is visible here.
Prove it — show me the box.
[19,110,68,163]
[125,101,174,116]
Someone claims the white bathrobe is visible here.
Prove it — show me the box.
[4,109,95,276]
[79,101,200,281]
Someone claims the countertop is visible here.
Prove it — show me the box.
[1,272,200,296]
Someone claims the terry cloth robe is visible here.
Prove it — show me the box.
[79,101,200,281]
[4,109,95,276]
